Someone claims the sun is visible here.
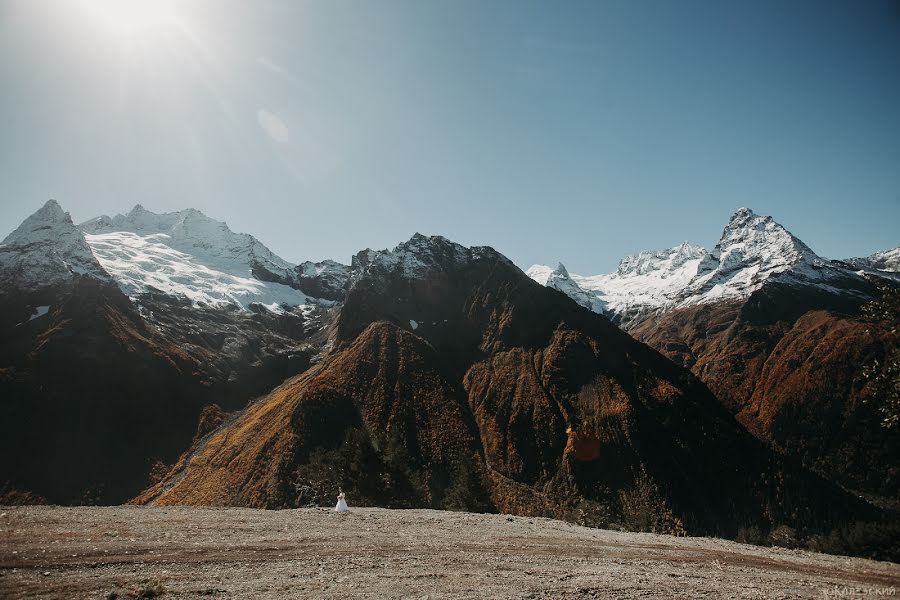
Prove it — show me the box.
[80,0,178,35]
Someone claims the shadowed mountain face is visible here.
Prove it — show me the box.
[630,282,900,501]
[0,276,331,504]
[143,236,877,539]
[0,278,204,503]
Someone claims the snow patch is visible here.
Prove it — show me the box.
[29,306,50,321]
[85,231,312,311]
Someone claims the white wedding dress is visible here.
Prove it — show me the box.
[335,492,349,513]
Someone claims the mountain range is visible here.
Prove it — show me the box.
[1,200,897,557]
[528,208,899,503]
[527,208,896,326]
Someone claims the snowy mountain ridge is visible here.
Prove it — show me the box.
[0,199,110,291]
[80,204,296,281]
[351,232,511,280]
[2,201,894,324]
[1,201,517,312]
[528,208,891,326]
[76,205,318,312]
[844,246,900,275]
[615,241,707,277]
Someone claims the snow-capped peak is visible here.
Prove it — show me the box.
[0,199,110,291]
[3,199,70,245]
[527,208,872,327]
[525,262,602,311]
[844,246,900,275]
[80,205,294,280]
[705,207,819,273]
[525,264,554,286]
[552,262,571,278]
[684,208,838,302]
[77,204,315,311]
[352,233,511,281]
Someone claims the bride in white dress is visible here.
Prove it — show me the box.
[335,491,349,513]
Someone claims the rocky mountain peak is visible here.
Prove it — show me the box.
[32,198,68,222]
[525,262,601,312]
[711,208,819,271]
[0,200,110,292]
[2,199,72,246]
[529,207,877,328]
[358,233,510,280]
[725,206,756,227]
[395,232,466,258]
[552,262,570,278]
[293,259,353,301]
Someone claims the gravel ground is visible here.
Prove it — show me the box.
[0,505,898,599]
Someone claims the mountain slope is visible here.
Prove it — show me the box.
[138,320,484,509]
[0,276,208,503]
[143,234,877,541]
[529,208,898,501]
[0,202,334,504]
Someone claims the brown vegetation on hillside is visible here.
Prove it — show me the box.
[631,281,900,501]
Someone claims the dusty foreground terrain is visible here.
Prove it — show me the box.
[0,506,898,599]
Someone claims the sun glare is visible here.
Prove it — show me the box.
[81,0,178,35]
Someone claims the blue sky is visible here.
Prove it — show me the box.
[1,0,898,273]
